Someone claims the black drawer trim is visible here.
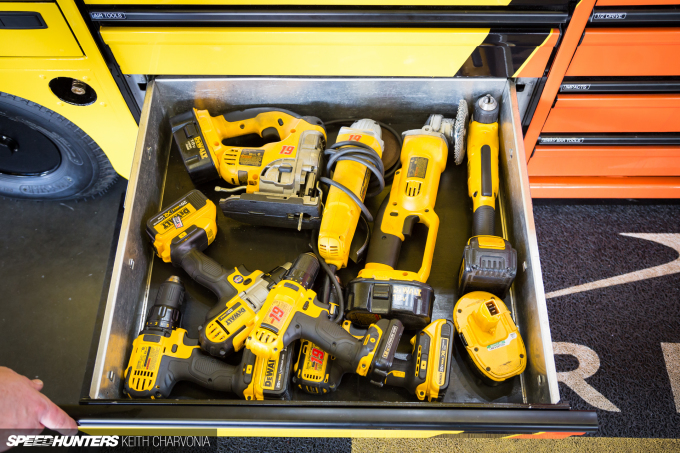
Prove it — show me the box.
[560,80,680,93]
[88,8,568,27]
[538,133,680,146]
[65,403,598,433]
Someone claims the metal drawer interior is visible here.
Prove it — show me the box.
[88,77,558,409]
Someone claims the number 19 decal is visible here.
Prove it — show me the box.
[266,300,292,329]
[280,145,295,155]
[349,134,362,141]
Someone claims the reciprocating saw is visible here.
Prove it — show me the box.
[146,190,290,357]
[294,319,454,401]
[123,276,294,400]
[245,253,404,385]
[459,95,517,299]
[170,108,326,230]
[346,104,468,329]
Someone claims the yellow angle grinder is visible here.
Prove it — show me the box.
[345,102,468,330]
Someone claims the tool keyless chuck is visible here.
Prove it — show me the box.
[474,94,499,124]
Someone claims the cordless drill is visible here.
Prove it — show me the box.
[318,119,384,270]
[170,108,327,229]
[123,276,293,399]
[294,319,454,401]
[245,253,404,384]
[146,190,291,358]
[459,95,517,299]
[345,105,467,330]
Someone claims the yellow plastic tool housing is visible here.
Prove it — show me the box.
[410,319,452,401]
[466,120,499,212]
[318,129,383,269]
[147,191,218,263]
[453,291,526,383]
[193,108,326,192]
[359,132,448,283]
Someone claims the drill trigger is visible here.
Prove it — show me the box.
[402,215,420,237]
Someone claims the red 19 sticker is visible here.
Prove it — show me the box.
[348,134,362,141]
[310,347,325,365]
[265,299,292,329]
[280,145,295,155]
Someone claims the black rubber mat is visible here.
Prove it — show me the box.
[534,202,680,438]
[0,179,127,405]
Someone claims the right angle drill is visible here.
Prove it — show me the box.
[459,95,517,299]
[123,276,294,399]
[245,253,404,385]
[146,190,290,358]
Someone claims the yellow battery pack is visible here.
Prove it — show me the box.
[453,291,526,385]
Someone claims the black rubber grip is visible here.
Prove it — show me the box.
[173,348,236,393]
[473,205,495,237]
[283,312,369,376]
[179,249,237,302]
[365,195,402,268]
[481,145,492,197]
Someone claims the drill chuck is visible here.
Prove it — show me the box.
[284,252,320,289]
[474,94,499,125]
[144,276,185,333]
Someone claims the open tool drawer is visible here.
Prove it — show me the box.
[73,77,596,435]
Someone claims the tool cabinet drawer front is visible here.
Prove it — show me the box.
[566,28,680,76]
[543,94,680,133]
[99,27,558,78]
[87,77,570,432]
[0,2,83,57]
[597,0,680,5]
[528,145,680,176]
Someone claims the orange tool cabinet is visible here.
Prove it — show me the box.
[523,0,680,197]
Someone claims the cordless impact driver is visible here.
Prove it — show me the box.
[294,319,454,401]
[459,95,517,299]
[345,103,468,330]
[245,253,404,385]
[146,190,290,358]
[123,276,294,399]
[170,108,326,230]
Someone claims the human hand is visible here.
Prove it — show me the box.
[0,367,77,451]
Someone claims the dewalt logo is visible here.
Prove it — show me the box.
[394,286,422,297]
[263,359,276,389]
[220,307,246,326]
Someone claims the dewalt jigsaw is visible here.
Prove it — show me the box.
[170,108,326,230]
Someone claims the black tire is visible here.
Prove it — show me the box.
[0,92,118,200]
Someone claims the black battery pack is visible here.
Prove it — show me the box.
[345,278,434,330]
[170,110,219,185]
[458,236,517,299]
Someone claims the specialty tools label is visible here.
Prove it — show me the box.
[239,149,265,167]
[487,332,517,351]
[151,201,196,234]
[437,338,449,386]
[407,157,429,179]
